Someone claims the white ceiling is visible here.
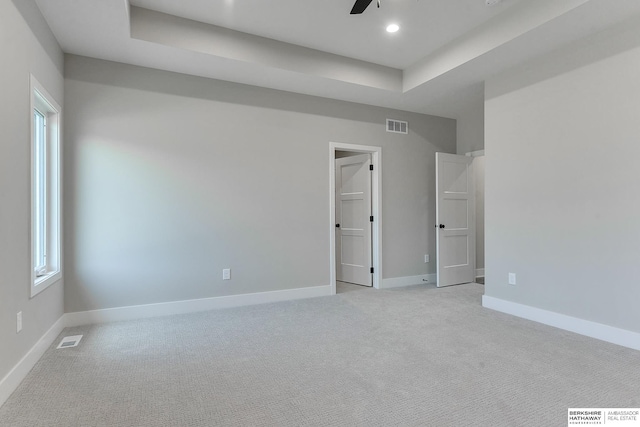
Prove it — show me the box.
[35,0,640,118]
[129,0,525,69]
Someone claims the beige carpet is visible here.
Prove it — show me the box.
[0,283,638,426]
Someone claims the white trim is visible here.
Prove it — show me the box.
[476,268,485,278]
[65,285,332,327]
[329,142,382,295]
[380,274,436,289]
[482,295,640,351]
[30,74,63,299]
[0,315,66,407]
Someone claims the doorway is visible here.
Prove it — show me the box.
[434,150,485,287]
[335,152,372,287]
[469,150,485,284]
[329,142,382,295]
[435,152,476,287]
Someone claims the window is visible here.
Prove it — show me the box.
[30,75,62,297]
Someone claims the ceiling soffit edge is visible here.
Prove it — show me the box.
[130,6,403,92]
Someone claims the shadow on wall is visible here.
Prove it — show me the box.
[486,15,640,100]
[11,0,63,74]
[64,55,455,152]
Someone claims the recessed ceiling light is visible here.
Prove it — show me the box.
[386,24,399,33]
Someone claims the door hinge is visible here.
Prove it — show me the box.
[370,267,374,274]
[369,164,374,171]
[370,216,374,222]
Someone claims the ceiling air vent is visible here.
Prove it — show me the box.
[386,119,408,134]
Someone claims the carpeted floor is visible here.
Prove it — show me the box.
[0,283,638,426]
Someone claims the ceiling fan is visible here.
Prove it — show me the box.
[350,0,380,14]
[351,0,500,15]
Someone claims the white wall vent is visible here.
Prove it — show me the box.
[386,119,408,134]
[57,335,83,349]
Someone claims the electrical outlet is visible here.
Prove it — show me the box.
[223,268,231,280]
[17,312,22,333]
[508,273,517,285]
[424,254,430,263]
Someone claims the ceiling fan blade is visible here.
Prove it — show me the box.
[350,0,374,14]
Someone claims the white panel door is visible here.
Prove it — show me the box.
[436,153,475,287]
[336,154,372,286]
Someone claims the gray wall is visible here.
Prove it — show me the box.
[64,56,456,312]
[456,96,484,156]
[0,1,64,381]
[456,96,485,272]
[485,17,640,333]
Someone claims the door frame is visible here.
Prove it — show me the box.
[329,142,382,295]
[465,149,485,281]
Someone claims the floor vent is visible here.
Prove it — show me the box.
[386,119,408,134]
[57,335,83,349]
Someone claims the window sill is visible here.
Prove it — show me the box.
[32,271,62,298]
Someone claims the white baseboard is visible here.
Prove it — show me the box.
[64,285,332,327]
[482,295,640,351]
[1,285,332,407]
[380,274,436,289]
[0,315,66,407]
[476,268,485,278]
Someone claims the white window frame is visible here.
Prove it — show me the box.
[30,75,62,297]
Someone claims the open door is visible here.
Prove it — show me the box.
[436,153,475,287]
[336,154,372,286]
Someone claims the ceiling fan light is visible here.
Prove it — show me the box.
[386,24,399,33]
